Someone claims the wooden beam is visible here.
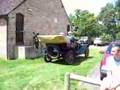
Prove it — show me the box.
[65,73,101,90]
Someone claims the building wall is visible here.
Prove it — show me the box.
[24,0,69,45]
[7,0,69,59]
[0,18,7,59]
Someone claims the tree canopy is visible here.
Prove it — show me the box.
[69,0,120,40]
[69,9,101,37]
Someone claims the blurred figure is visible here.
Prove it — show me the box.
[59,32,66,36]
[100,45,120,90]
[59,31,77,48]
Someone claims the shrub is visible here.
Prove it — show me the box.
[116,32,120,40]
[100,33,112,42]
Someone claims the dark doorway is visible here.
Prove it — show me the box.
[16,13,24,45]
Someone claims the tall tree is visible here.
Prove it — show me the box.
[116,0,120,13]
[115,0,120,32]
[98,3,117,40]
[69,9,101,37]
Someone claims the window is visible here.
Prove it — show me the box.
[67,24,70,32]
[16,13,24,45]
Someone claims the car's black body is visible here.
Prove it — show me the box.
[33,32,89,64]
[44,42,89,64]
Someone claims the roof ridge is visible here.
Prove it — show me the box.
[0,0,26,15]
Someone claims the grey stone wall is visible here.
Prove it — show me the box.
[7,0,69,59]
[7,14,16,59]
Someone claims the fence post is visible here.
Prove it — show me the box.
[64,73,70,90]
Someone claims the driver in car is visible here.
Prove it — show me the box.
[59,31,77,48]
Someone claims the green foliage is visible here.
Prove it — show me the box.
[69,0,120,38]
[69,9,100,37]
[116,31,120,40]
[98,3,116,31]
[98,3,115,21]
[116,0,120,13]
[98,2,120,38]
[100,33,112,42]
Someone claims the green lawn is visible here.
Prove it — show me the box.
[0,47,102,90]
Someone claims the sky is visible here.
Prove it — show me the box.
[62,0,116,16]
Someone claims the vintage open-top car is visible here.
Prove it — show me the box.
[33,32,89,64]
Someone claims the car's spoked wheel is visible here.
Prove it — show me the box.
[65,50,75,64]
[44,55,52,62]
[85,49,89,58]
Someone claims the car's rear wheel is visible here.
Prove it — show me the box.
[44,55,52,62]
[85,48,89,58]
[65,50,75,64]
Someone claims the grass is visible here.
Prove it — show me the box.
[0,47,102,90]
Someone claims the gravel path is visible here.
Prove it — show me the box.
[85,45,104,90]
[78,45,107,90]
[86,64,101,90]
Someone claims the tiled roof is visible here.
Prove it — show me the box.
[0,0,25,15]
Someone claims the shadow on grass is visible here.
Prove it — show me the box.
[52,56,93,65]
[74,56,93,65]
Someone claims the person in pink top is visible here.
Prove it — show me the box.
[100,45,120,90]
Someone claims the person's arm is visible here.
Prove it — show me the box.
[111,84,120,90]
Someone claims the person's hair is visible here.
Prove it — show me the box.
[112,44,120,49]
[112,40,120,48]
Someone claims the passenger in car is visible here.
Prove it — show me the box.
[100,45,120,90]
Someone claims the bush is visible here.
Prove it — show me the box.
[100,33,112,42]
[116,32,120,40]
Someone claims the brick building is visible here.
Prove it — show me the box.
[0,0,69,59]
